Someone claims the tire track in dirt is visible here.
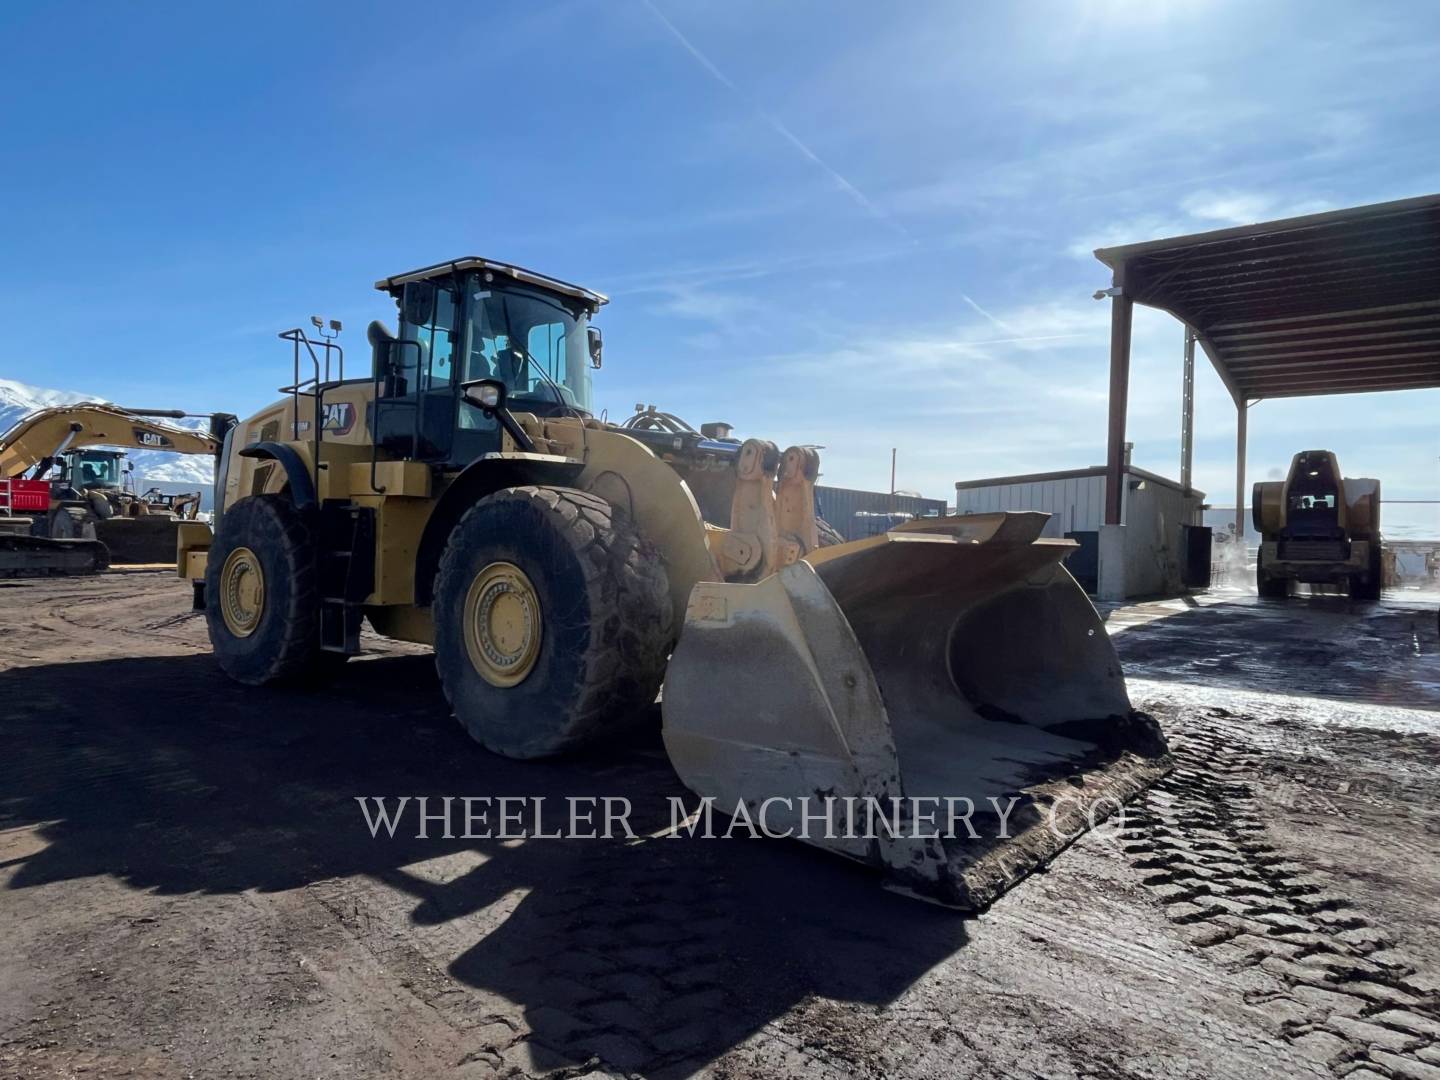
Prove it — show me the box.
[1125,717,1440,1077]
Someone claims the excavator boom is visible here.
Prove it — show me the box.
[0,403,218,478]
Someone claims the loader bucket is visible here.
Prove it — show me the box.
[661,512,1171,910]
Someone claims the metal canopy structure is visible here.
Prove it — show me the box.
[1091,194,1440,556]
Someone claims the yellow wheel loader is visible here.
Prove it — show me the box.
[180,257,1170,909]
[0,403,234,573]
[1253,450,1382,600]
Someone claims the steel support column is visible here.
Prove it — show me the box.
[1181,326,1195,494]
[1235,399,1248,537]
[1103,273,1133,526]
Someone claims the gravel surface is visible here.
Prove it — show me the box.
[1,572,1437,1079]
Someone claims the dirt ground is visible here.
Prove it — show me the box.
[1,571,1438,1079]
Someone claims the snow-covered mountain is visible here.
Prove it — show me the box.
[0,377,215,488]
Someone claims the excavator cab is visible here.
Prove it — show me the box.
[58,449,127,495]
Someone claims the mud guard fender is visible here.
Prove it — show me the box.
[413,454,587,608]
[238,443,316,510]
[572,428,721,629]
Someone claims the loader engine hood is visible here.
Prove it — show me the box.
[661,512,1170,910]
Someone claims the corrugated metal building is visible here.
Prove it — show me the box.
[955,466,1206,596]
[815,485,947,543]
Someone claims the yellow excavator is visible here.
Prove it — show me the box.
[0,403,233,575]
[177,257,1170,909]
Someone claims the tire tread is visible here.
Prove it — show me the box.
[433,485,673,756]
[205,494,332,685]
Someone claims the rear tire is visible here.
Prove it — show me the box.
[1256,559,1288,599]
[433,486,672,759]
[204,494,337,685]
[1350,546,1383,602]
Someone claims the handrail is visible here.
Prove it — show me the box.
[368,339,423,495]
[278,329,346,503]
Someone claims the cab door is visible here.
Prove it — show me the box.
[374,280,465,461]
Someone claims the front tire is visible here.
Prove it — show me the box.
[204,494,335,685]
[47,507,96,541]
[433,486,672,759]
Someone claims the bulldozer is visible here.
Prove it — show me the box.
[1253,450,1382,600]
[0,403,232,575]
[178,257,1170,909]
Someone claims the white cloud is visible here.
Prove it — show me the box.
[649,282,752,325]
[1066,213,1193,259]
[1180,190,1334,226]
[1070,189,1337,258]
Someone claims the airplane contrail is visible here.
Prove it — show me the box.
[961,293,1018,333]
[640,0,912,241]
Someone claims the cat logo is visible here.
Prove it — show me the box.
[321,402,356,436]
[133,428,174,449]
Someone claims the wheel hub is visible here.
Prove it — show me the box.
[463,561,543,687]
[219,546,265,637]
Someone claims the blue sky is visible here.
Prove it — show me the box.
[3,0,1438,509]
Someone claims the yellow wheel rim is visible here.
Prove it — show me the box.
[463,561,543,687]
[219,546,265,638]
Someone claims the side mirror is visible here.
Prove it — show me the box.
[460,379,536,453]
[587,326,604,369]
[403,281,437,326]
[461,378,508,415]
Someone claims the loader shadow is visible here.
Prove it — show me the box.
[0,652,970,1077]
[1110,592,1440,710]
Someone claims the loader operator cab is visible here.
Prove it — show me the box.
[1283,451,1345,539]
[370,258,605,467]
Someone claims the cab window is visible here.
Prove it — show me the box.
[398,285,456,392]
[464,279,593,413]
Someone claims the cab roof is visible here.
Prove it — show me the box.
[374,257,608,311]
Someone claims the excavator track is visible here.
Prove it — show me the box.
[0,533,110,577]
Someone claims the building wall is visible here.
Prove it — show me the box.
[954,470,1204,597]
[1121,478,1202,597]
[954,475,1105,537]
[815,485,947,542]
